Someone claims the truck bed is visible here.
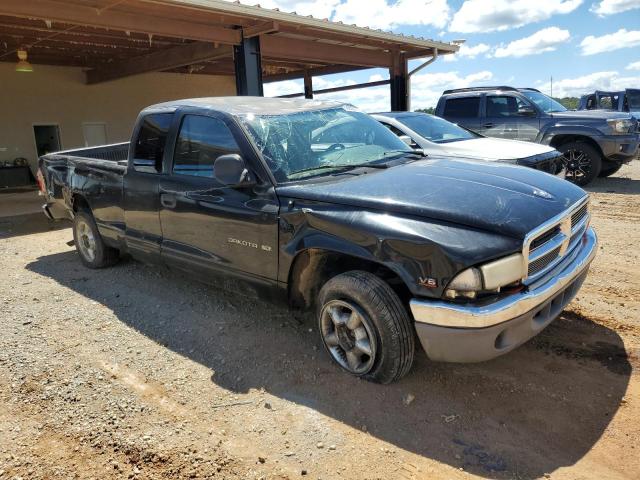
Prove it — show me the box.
[39,143,128,229]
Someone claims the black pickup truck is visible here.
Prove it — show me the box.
[39,97,597,384]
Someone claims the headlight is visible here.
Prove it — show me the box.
[445,267,482,299]
[445,253,526,300]
[607,119,632,134]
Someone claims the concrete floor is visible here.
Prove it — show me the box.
[0,188,43,218]
[0,188,67,239]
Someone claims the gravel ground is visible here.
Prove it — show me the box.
[1,163,639,480]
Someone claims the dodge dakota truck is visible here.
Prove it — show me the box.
[39,97,597,384]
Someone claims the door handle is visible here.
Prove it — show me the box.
[160,193,177,209]
[483,123,494,128]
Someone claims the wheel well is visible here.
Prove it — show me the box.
[71,194,90,214]
[549,134,604,159]
[288,249,412,311]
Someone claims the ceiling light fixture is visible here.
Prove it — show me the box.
[16,49,33,72]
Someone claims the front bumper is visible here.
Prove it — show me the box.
[410,227,597,362]
[598,133,639,163]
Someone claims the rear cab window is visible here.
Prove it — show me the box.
[443,97,480,118]
[133,113,173,173]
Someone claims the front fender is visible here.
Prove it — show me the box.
[537,124,606,145]
[278,201,522,298]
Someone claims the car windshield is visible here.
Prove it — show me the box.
[520,90,567,113]
[398,114,477,143]
[239,107,414,181]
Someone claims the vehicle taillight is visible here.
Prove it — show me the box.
[36,169,46,194]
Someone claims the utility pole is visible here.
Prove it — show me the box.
[550,75,553,98]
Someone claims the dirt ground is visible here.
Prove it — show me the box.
[1,162,639,480]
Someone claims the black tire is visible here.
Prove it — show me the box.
[558,141,602,186]
[72,209,119,269]
[317,271,415,384]
[598,162,623,178]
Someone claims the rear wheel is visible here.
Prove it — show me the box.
[73,210,119,269]
[598,162,623,178]
[317,271,415,384]
[558,142,601,186]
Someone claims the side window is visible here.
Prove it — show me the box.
[487,95,531,117]
[443,97,480,118]
[382,123,405,137]
[133,113,173,172]
[173,115,241,178]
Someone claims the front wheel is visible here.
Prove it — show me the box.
[558,142,601,186]
[72,210,120,269]
[317,271,415,384]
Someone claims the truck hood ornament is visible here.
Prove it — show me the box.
[532,188,554,199]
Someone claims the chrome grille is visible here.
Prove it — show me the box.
[571,203,588,228]
[523,197,590,283]
[530,226,560,251]
[528,246,562,276]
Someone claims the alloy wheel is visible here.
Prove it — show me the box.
[563,149,592,183]
[75,219,96,262]
[320,299,377,375]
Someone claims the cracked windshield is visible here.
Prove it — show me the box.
[240,107,414,181]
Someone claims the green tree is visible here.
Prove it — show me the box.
[553,97,579,110]
[414,107,435,114]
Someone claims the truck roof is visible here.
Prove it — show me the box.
[143,96,349,116]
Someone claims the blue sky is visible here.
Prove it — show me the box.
[226,0,640,111]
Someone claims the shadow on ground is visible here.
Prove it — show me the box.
[27,251,632,479]
[586,173,640,195]
[0,213,68,239]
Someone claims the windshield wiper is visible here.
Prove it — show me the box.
[290,163,389,176]
[383,149,426,157]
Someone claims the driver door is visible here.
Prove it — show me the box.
[158,111,279,280]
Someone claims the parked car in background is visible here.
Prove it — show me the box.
[579,89,640,118]
[436,86,640,185]
[373,111,565,176]
[39,97,597,384]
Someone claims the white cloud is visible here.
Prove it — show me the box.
[444,43,491,62]
[627,61,640,71]
[590,0,640,16]
[410,70,494,109]
[536,71,640,97]
[494,27,570,58]
[333,0,451,30]
[265,70,494,111]
[449,0,582,33]
[580,28,640,55]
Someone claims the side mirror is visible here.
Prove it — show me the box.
[518,105,537,116]
[214,154,254,186]
[399,135,413,147]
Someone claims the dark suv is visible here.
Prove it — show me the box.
[436,86,639,186]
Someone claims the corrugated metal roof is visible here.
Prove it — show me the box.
[157,0,459,54]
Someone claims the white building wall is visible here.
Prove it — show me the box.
[0,63,236,172]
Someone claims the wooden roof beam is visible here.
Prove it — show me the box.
[243,21,278,39]
[0,0,242,44]
[260,35,392,68]
[264,65,370,83]
[86,42,232,84]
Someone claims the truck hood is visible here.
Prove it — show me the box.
[276,157,586,239]
[551,110,632,120]
[439,137,556,161]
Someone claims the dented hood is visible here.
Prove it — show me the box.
[276,157,587,239]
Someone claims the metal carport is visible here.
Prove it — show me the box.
[0,0,458,111]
